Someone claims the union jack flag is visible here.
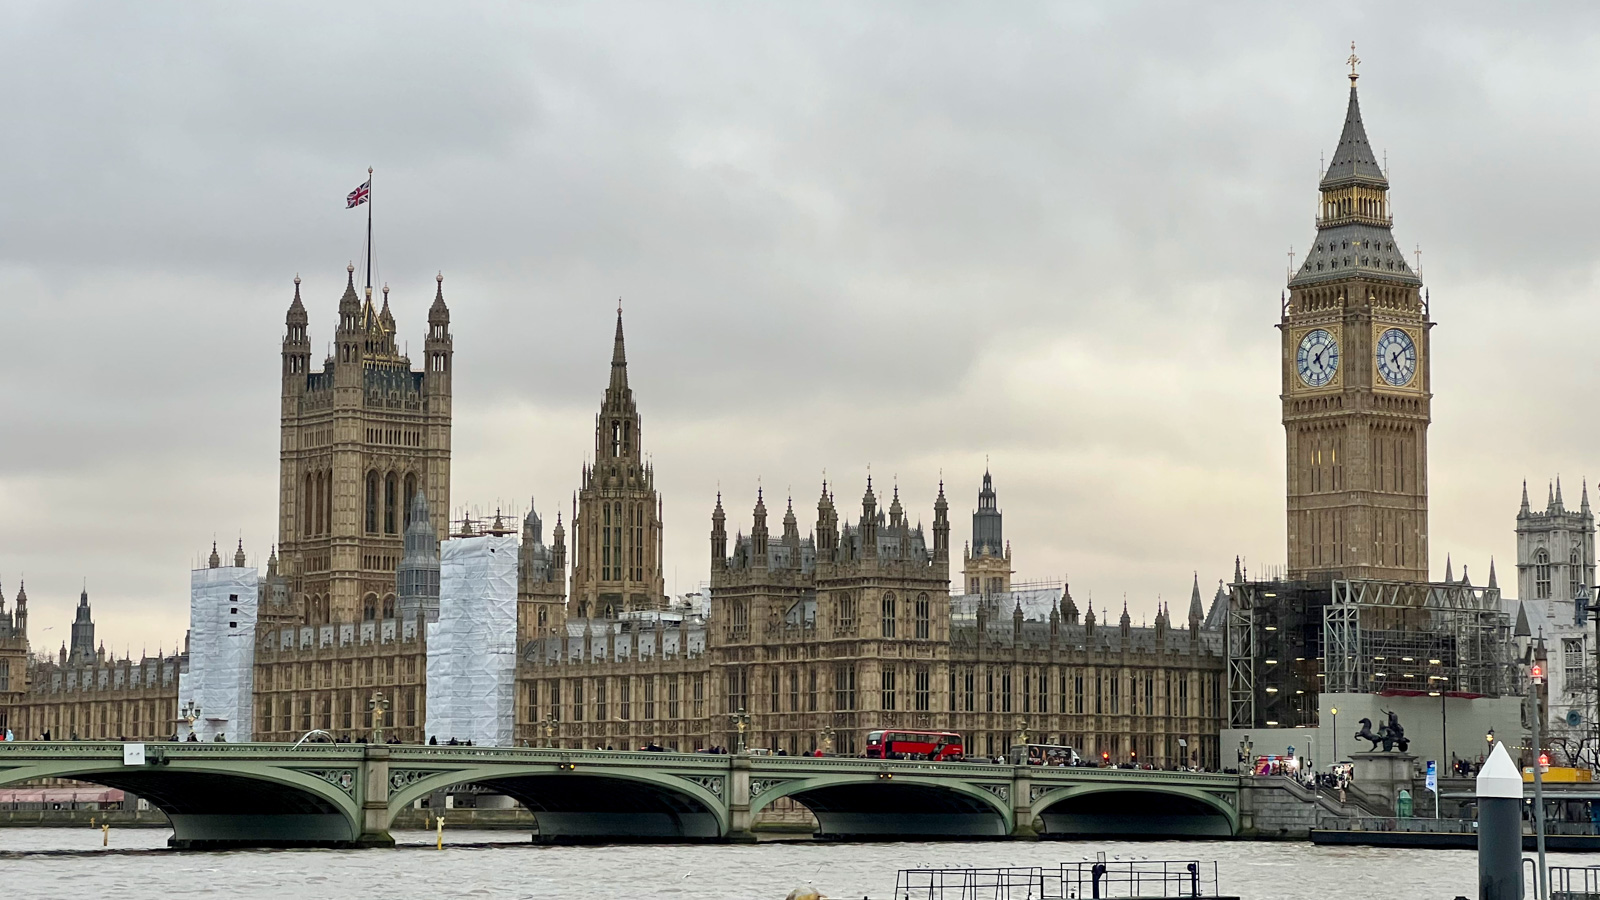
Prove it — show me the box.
[346,180,370,208]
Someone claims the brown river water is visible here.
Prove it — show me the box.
[0,828,1587,899]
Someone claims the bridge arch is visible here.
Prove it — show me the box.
[386,762,729,842]
[0,753,366,848]
[1030,784,1237,837]
[750,774,1014,838]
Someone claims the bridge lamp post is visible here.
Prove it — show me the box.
[543,715,559,749]
[730,709,751,754]
[1017,717,1031,750]
[181,701,201,740]
[368,692,390,745]
[821,724,835,757]
[1329,707,1338,765]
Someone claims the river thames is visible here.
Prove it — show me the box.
[0,829,1584,899]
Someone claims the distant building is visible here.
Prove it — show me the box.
[962,470,1012,596]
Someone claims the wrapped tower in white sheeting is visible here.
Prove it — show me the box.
[179,552,259,742]
[426,533,518,746]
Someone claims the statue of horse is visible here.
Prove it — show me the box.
[1353,712,1411,752]
[1354,717,1383,751]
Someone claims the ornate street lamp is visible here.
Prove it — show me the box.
[368,691,390,744]
[180,701,201,740]
[1017,717,1031,749]
[544,714,559,748]
[820,724,835,757]
[730,709,751,754]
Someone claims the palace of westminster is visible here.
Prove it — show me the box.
[4,66,1562,770]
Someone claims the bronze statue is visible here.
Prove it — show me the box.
[1354,711,1410,752]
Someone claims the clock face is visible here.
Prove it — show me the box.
[1296,329,1340,388]
[1375,327,1417,387]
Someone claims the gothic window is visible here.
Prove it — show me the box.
[971,577,979,594]
[623,420,632,456]
[384,473,398,534]
[572,679,585,722]
[915,593,930,639]
[807,668,817,711]
[881,592,897,638]
[613,502,624,581]
[537,607,548,628]
[881,667,897,711]
[596,679,608,720]
[602,504,613,580]
[302,472,313,537]
[1564,637,1585,688]
[365,471,380,533]
[1536,549,1552,600]
[833,663,856,711]
[788,669,799,712]
[611,421,621,457]
[363,597,377,621]
[1001,669,1012,713]
[1572,547,1584,599]
[403,474,418,527]
[382,596,395,619]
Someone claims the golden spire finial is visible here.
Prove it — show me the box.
[1347,41,1360,84]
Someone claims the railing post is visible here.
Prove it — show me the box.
[357,744,396,847]
[726,754,756,843]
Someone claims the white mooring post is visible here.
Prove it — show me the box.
[1476,741,1523,900]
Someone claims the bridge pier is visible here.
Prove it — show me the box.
[725,754,758,843]
[356,745,396,848]
[1010,765,1039,839]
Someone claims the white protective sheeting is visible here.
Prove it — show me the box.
[426,534,518,746]
[181,566,259,742]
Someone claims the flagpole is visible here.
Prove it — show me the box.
[365,166,374,294]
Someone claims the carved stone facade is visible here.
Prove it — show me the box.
[1,586,184,741]
[276,269,452,625]
[251,619,427,744]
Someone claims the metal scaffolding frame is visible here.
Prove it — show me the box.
[1324,579,1510,697]
[1228,576,1511,730]
[1226,600,1256,729]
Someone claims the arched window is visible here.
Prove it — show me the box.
[881,592,897,638]
[915,592,931,640]
[365,471,379,533]
[382,595,395,619]
[363,596,377,621]
[384,473,398,534]
[302,472,313,537]
[1572,547,1584,599]
[1536,549,1552,600]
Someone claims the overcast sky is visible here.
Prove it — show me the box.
[4,2,1599,655]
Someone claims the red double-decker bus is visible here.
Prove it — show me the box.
[865,730,964,761]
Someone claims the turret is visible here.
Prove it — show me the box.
[861,478,878,560]
[552,513,567,572]
[335,264,363,383]
[1119,601,1131,639]
[208,541,220,569]
[751,489,769,569]
[711,493,727,572]
[1061,583,1079,625]
[234,539,246,568]
[815,481,837,564]
[13,580,26,637]
[282,275,311,391]
[425,272,453,394]
[1188,572,1204,632]
[932,480,950,566]
[782,497,800,556]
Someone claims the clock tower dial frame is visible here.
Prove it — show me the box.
[1281,72,1430,584]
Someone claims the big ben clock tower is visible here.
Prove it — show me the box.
[1283,52,1430,583]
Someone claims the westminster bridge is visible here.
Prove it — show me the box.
[0,742,1245,848]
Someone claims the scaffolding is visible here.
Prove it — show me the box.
[1228,576,1510,731]
[1322,579,1510,697]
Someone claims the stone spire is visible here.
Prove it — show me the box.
[208,541,220,569]
[234,539,246,568]
[1521,480,1532,516]
[1061,583,1079,624]
[1443,554,1453,583]
[1585,479,1593,516]
[267,545,278,578]
[1234,555,1243,584]
[1488,557,1499,591]
[972,469,1003,557]
[1549,481,1558,513]
[1188,572,1204,627]
[1119,600,1131,637]
[70,588,95,665]
[711,492,727,571]
[1556,477,1566,512]
[609,303,630,396]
